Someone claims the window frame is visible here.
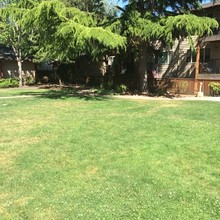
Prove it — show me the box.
[155,51,173,64]
[186,47,211,63]
[186,49,196,63]
[200,48,211,62]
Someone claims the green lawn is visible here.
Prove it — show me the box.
[0,88,219,219]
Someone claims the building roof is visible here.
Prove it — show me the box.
[202,0,220,9]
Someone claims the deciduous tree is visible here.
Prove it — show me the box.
[0,0,38,86]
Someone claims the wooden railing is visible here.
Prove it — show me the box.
[199,59,220,74]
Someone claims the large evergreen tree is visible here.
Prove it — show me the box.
[26,0,125,62]
[0,0,125,85]
[116,0,219,91]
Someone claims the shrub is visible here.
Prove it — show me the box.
[208,82,220,96]
[0,78,19,88]
[115,84,128,94]
[25,75,35,85]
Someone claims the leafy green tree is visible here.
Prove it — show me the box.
[116,0,219,91]
[26,0,125,63]
[0,0,38,86]
[0,0,124,85]
[21,0,125,84]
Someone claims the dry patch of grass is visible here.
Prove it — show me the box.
[78,166,100,179]
[0,150,21,170]
[0,193,10,218]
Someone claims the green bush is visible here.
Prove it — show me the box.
[115,84,128,94]
[209,82,220,96]
[25,75,35,85]
[0,78,19,88]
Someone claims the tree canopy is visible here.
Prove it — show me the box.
[0,0,126,86]
[0,0,38,86]
[118,0,218,48]
[25,0,126,63]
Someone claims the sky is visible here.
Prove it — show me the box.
[110,0,214,4]
[110,0,124,8]
[109,0,215,10]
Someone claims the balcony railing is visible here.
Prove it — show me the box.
[199,59,220,74]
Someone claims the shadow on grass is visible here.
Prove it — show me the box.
[17,85,112,101]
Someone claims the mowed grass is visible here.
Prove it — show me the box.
[0,88,220,219]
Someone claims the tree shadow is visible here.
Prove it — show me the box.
[17,85,112,101]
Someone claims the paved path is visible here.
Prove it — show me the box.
[0,95,37,99]
[0,94,220,101]
[114,95,220,102]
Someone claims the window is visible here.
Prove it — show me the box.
[200,48,211,62]
[186,48,211,63]
[155,51,173,64]
[186,49,196,63]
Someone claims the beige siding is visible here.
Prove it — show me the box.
[157,36,198,78]
[157,36,220,78]
[157,4,220,79]
[2,60,36,79]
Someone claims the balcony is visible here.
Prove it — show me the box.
[198,59,220,79]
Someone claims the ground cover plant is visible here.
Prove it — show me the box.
[0,88,219,219]
[0,79,19,88]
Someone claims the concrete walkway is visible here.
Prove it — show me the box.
[0,93,220,102]
[0,95,38,99]
[114,95,220,102]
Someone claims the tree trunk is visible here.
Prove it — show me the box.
[137,43,148,92]
[194,43,201,95]
[54,62,62,86]
[17,59,23,87]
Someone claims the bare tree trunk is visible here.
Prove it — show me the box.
[54,62,62,86]
[17,59,23,87]
[54,70,62,86]
[194,43,201,95]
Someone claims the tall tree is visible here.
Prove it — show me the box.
[116,0,219,91]
[23,0,125,84]
[0,0,38,86]
[0,0,125,85]
[26,0,125,63]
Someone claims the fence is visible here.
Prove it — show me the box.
[156,78,220,96]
